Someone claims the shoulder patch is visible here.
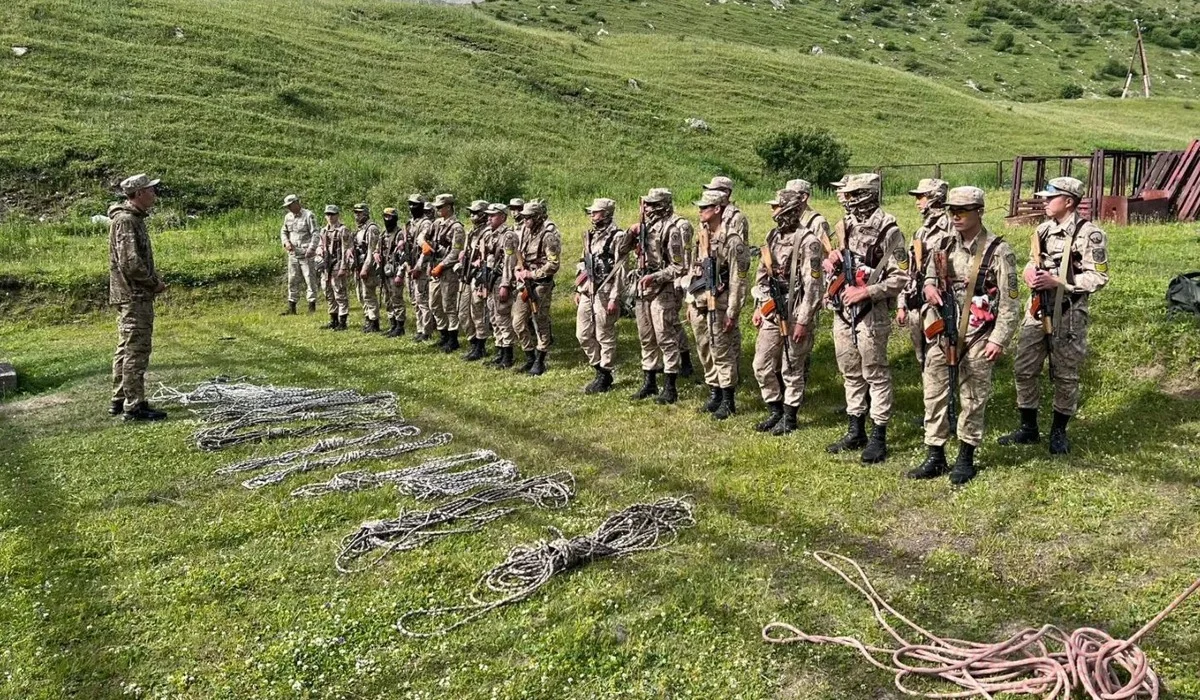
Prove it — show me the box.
[894,247,909,270]
[1005,251,1017,268]
[1092,246,1107,264]
[1095,262,1108,273]
[1088,230,1104,245]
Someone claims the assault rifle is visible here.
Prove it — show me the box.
[827,248,869,329]
[925,251,959,433]
[516,249,538,314]
[698,224,720,342]
[759,239,792,366]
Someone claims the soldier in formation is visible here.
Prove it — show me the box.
[279,194,320,315]
[352,203,382,333]
[318,205,352,331]
[511,200,561,376]
[574,198,625,394]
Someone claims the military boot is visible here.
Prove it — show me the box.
[632,370,658,400]
[588,367,614,394]
[488,346,506,367]
[948,441,978,485]
[443,331,460,353]
[584,365,604,394]
[861,423,888,464]
[371,318,381,333]
[463,338,485,361]
[281,301,297,316]
[386,318,401,337]
[700,385,721,414]
[307,300,317,313]
[395,318,406,337]
[336,315,349,331]
[680,352,694,378]
[998,407,1040,446]
[122,402,167,422]
[362,317,374,333]
[826,414,868,453]
[517,350,537,373]
[771,403,799,436]
[322,312,339,330]
[1049,411,1071,455]
[755,401,784,432]
[501,347,515,369]
[655,373,678,405]
[906,444,948,480]
[109,399,125,416]
[713,387,737,420]
[528,350,547,376]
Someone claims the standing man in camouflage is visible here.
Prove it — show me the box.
[898,179,951,367]
[512,200,561,376]
[318,205,353,331]
[352,203,383,333]
[824,173,909,463]
[429,194,466,353]
[489,203,519,369]
[279,194,320,315]
[752,185,829,435]
[108,173,168,421]
[907,187,1019,485]
[381,207,409,337]
[574,198,625,394]
[625,188,689,404]
[999,177,1108,455]
[406,195,437,342]
[458,200,491,357]
[687,192,751,419]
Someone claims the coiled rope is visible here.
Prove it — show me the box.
[762,551,1200,699]
[291,450,514,500]
[216,423,420,475]
[335,471,576,574]
[241,432,452,490]
[397,496,695,637]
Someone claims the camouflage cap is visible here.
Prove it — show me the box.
[353,202,370,213]
[485,202,508,216]
[908,178,949,197]
[324,204,340,215]
[946,186,985,209]
[1035,177,1084,200]
[433,193,455,208]
[584,197,616,214]
[120,173,161,195]
[839,173,881,194]
[785,179,812,195]
[702,175,734,193]
[830,175,849,189]
[468,199,490,213]
[767,189,802,207]
[694,191,726,208]
[383,207,398,217]
[407,193,426,205]
[521,199,548,217]
[508,198,526,210]
[642,188,673,205]
[283,194,300,207]
[424,202,434,213]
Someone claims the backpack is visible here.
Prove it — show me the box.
[1167,272,1200,319]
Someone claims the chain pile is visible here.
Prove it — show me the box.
[241,432,452,490]
[291,450,518,500]
[335,471,576,573]
[396,496,695,637]
[762,551,1200,700]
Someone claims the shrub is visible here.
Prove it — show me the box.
[1094,57,1128,80]
[451,143,530,203]
[992,30,1015,51]
[754,128,852,192]
[1106,85,1124,98]
[1059,82,1084,99]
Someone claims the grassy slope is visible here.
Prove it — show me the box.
[1,0,1199,222]
[2,205,1200,698]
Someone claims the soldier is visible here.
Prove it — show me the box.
[574,198,626,394]
[428,194,466,352]
[999,177,1109,455]
[352,203,383,333]
[508,198,526,222]
[823,173,909,463]
[406,195,437,342]
[752,185,829,434]
[624,188,689,404]
[702,175,751,245]
[380,207,409,337]
[459,200,491,358]
[898,179,951,366]
[511,199,561,376]
[108,173,168,421]
[318,205,353,331]
[487,203,519,369]
[279,194,320,315]
[687,191,751,419]
[786,179,833,252]
[908,187,1019,485]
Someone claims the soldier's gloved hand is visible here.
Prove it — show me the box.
[923,284,943,306]
[752,308,764,329]
[983,341,1004,362]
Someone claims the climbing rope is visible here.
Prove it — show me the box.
[762,551,1200,700]
[335,471,576,573]
[241,432,452,490]
[216,423,420,475]
[396,496,695,637]
[291,450,517,500]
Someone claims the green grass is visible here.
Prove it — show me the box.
[2,206,1200,698]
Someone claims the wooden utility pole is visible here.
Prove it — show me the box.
[1122,20,1151,98]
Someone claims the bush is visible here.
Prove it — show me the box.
[451,143,530,203]
[1059,82,1084,99]
[992,30,1015,51]
[1106,85,1124,98]
[1094,57,1128,80]
[755,128,851,192]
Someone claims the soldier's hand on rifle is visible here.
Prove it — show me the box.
[896,308,908,325]
[923,283,943,306]
[1030,269,1060,291]
[842,285,871,305]
[983,341,1004,362]
[822,251,839,275]
[791,323,809,344]
[752,308,764,328]
[639,274,655,290]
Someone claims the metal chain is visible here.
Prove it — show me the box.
[241,433,452,490]
[290,450,499,498]
[335,472,576,574]
[396,496,695,637]
[216,423,420,475]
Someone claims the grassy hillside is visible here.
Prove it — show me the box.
[1,0,1199,223]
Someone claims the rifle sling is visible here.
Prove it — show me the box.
[1049,218,1084,333]
[954,234,998,355]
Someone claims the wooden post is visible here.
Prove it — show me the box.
[1136,20,1151,98]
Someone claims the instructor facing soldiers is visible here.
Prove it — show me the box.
[108,173,168,422]
[279,194,320,316]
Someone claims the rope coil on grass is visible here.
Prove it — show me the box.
[762,551,1200,700]
[396,496,695,637]
[291,450,499,498]
[241,432,452,490]
[293,451,518,501]
[216,423,419,475]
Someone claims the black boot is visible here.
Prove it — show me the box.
[371,318,381,333]
[122,401,167,422]
[307,300,316,313]
[680,352,694,378]
[396,318,406,337]
[517,349,536,373]
[998,407,1040,446]
[322,312,339,330]
[336,315,348,331]
[413,329,427,342]
[463,338,485,361]
[589,367,614,394]
[443,330,460,353]
[700,385,721,413]
[632,370,658,400]
[489,345,506,367]
[361,317,373,332]
[1049,411,1071,455]
[496,346,514,369]
[655,373,678,405]
[109,399,125,416]
[281,301,297,316]
[584,365,604,394]
[713,387,737,420]
[906,444,948,480]
[755,401,784,432]
[386,318,401,337]
[948,441,978,485]
[528,350,547,376]
[861,423,888,464]
[771,403,799,435]
[436,329,449,350]
[827,414,868,454]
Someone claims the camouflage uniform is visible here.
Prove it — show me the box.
[752,188,828,434]
[280,198,320,308]
[901,179,951,366]
[381,208,409,336]
[575,198,626,391]
[511,200,561,374]
[318,208,353,326]
[352,205,383,330]
[108,196,161,413]
[490,211,520,367]
[827,174,909,463]
[429,194,466,349]
[458,201,491,344]
[406,199,437,340]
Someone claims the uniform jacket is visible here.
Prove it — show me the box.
[838,207,909,310]
[1023,213,1109,317]
[320,223,354,274]
[923,226,1020,349]
[755,214,826,328]
[576,222,625,305]
[108,202,160,305]
[686,219,751,322]
[516,219,561,283]
[280,209,319,256]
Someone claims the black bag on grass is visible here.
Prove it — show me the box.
[1167,272,1200,319]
